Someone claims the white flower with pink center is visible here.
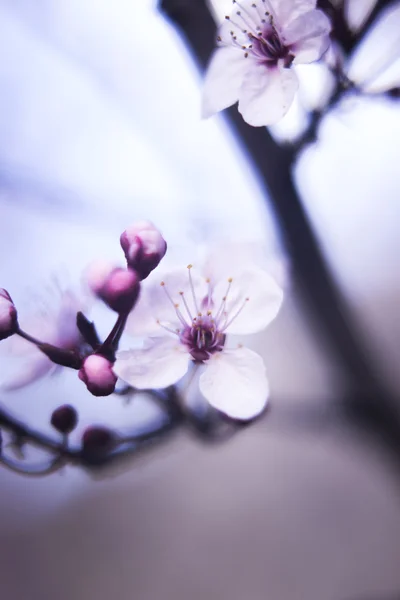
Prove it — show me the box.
[202,0,331,126]
[114,262,283,421]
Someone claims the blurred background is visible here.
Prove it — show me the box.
[0,0,400,599]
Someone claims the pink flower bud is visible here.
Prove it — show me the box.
[86,262,140,313]
[0,288,18,341]
[120,221,167,280]
[78,354,117,397]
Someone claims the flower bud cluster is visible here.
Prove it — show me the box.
[0,221,167,400]
[87,221,166,314]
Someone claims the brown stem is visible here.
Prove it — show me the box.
[17,328,82,369]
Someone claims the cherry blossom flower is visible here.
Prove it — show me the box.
[114,261,283,421]
[202,0,332,126]
[1,286,87,391]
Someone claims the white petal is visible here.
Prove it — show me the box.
[126,267,207,337]
[202,243,266,285]
[213,267,283,335]
[269,0,317,28]
[1,357,54,391]
[54,290,86,348]
[284,10,332,64]
[199,347,269,421]
[347,3,400,91]
[345,0,378,32]
[202,47,249,118]
[238,63,299,126]
[114,337,190,389]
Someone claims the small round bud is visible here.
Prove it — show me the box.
[120,221,167,280]
[50,404,78,435]
[86,262,140,313]
[0,288,18,341]
[81,426,116,461]
[78,354,118,397]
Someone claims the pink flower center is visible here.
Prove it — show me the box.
[158,266,250,363]
[220,1,294,67]
[180,315,225,362]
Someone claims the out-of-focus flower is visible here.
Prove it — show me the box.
[86,261,140,313]
[1,286,87,391]
[78,354,117,397]
[0,289,18,341]
[346,2,400,94]
[114,258,283,421]
[120,221,167,280]
[202,0,331,126]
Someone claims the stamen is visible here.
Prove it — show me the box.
[174,304,188,327]
[221,297,250,332]
[261,0,275,24]
[215,278,233,323]
[233,0,261,31]
[160,281,188,327]
[156,319,180,336]
[226,12,255,36]
[252,2,265,23]
[206,278,212,311]
[179,291,193,321]
[187,265,200,315]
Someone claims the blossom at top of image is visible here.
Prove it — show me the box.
[202,0,331,126]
